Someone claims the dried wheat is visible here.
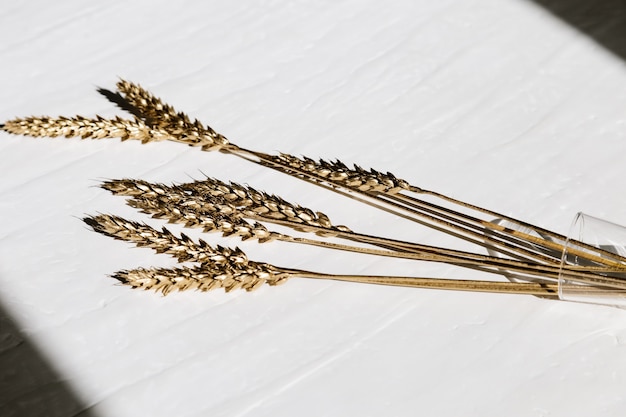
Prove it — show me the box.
[4,80,626,301]
[102,177,351,236]
[111,80,412,194]
[84,214,252,265]
[2,115,170,143]
[113,264,286,294]
[264,154,411,194]
[115,79,229,151]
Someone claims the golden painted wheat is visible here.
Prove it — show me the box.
[4,79,626,301]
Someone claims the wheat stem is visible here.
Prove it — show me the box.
[293,271,559,296]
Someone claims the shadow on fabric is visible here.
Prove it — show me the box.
[531,0,626,61]
[0,301,99,417]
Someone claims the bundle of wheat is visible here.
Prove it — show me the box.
[4,80,626,305]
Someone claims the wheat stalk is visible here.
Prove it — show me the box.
[113,265,562,296]
[84,213,559,296]
[247,149,626,268]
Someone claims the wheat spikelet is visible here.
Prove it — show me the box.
[115,79,229,151]
[112,264,287,294]
[114,80,180,125]
[265,153,411,195]
[84,214,254,265]
[2,115,173,143]
[101,178,170,198]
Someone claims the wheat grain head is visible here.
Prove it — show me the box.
[2,115,172,143]
[84,214,253,265]
[115,79,229,151]
[265,153,412,194]
[112,263,287,294]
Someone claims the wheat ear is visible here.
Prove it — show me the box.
[114,79,229,151]
[112,264,286,294]
[2,115,172,143]
[83,214,253,264]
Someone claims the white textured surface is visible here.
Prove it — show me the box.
[1,1,626,416]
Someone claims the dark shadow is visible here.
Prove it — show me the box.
[530,0,626,61]
[0,301,99,417]
[96,88,144,120]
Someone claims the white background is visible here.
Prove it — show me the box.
[1,1,626,416]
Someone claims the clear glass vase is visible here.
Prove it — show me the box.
[559,213,626,307]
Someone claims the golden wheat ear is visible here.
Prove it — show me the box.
[2,115,172,144]
[110,264,287,294]
[83,214,256,265]
[114,79,229,151]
